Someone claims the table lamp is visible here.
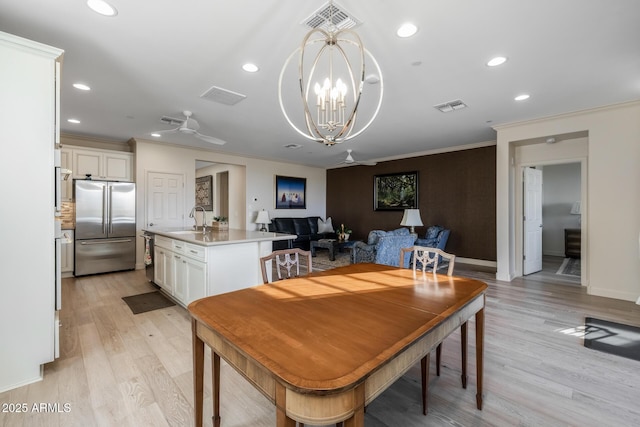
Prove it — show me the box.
[400,208,423,233]
[255,210,271,232]
[570,201,581,226]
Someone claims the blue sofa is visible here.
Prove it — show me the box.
[353,228,417,267]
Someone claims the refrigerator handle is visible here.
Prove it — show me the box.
[102,185,108,234]
[109,185,114,234]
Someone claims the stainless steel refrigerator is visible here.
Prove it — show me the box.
[74,180,136,276]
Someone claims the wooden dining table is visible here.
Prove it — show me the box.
[188,263,488,427]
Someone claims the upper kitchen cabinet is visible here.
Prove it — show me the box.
[69,146,133,182]
[60,148,72,201]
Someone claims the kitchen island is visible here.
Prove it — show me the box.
[145,228,296,306]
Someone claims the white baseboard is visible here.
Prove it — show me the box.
[456,257,497,268]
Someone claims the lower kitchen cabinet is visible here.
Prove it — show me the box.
[153,236,207,306]
[153,244,171,293]
[184,257,206,302]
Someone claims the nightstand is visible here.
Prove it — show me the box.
[564,228,581,258]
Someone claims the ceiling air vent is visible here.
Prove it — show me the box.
[302,1,360,31]
[434,99,468,113]
[200,85,247,106]
[160,116,184,126]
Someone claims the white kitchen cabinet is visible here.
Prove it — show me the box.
[171,254,206,304]
[60,148,73,201]
[184,257,206,303]
[72,147,133,181]
[153,236,172,293]
[0,31,63,392]
[171,253,187,302]
[61,230,74,275]
[152,236,207,306]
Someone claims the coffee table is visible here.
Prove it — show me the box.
[311,238,358,262]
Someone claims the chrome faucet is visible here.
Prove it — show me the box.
[189,206,207,232]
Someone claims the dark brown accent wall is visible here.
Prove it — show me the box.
[326,146,496,261]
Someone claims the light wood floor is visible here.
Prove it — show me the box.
[2,259,639,427]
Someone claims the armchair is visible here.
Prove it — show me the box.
[353,228,417,267]
[415,225,450,250]
[413,225,451,269]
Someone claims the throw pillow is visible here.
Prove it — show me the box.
[318,217,333,233]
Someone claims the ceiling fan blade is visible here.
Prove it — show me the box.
[195,132,227,145]
[357,160,377,166]
[154,127,179,134]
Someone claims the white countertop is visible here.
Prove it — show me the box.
[144,228,296,247]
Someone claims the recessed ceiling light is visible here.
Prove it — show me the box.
[397,23,418,38]
[487,56,507,67]
[151,133,161,138]
[67,119,81,124]
[73,83,91,91]
[242,63,259,73]
[515,94,530,101]
[87,0,118,17]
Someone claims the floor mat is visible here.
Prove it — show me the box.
[584,317,640,362]
[122,291,175,314]
[557,257,580,277]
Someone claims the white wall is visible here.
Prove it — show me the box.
[496,100,640,302]
[132,139,327,268]
[541,163,581,256]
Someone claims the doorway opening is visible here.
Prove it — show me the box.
[521,161,583,284]
[523,161,582,284]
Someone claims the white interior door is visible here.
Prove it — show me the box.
[146,172,184,229]
[523,167,543,275]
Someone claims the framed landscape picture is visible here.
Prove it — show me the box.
[195,175,213,210]
[374,172,418,210]
[275,175,306,209]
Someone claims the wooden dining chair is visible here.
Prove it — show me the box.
[260,248,312,284]
[400,246,464,416]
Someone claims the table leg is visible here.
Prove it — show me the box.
[421,353,430,415]
[212,352,221,427]
[192,319,204,427]
[344,383,365,427]
[475,304,485,410]
[311,243,317,257]
[329,244,336,261]
[461,321,468,389]
[275,383,296,427]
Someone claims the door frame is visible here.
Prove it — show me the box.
[514,157,588,285]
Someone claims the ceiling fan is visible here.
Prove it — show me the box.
[338,149,377,166]
[155,110,226,145]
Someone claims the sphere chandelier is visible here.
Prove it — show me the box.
[278,2,383,146]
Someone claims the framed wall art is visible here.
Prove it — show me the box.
[373,172,418,211]
[275,175,306,209]
[195,175,213,211]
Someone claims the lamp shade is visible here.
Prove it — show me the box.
[400,209,423,232]
[255,210,271,224]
